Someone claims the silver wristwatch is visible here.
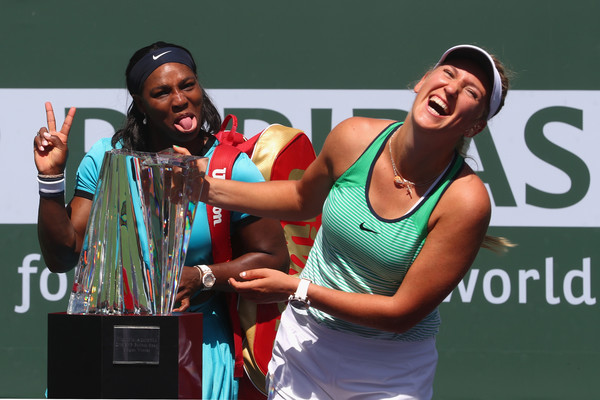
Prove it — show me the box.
[288,278,311,310]
[196,264,216,290]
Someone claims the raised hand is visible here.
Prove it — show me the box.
[33,102,76,175]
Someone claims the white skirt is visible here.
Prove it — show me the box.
[267,307,438,400]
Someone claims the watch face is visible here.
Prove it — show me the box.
[289,298,310,310]
[203,273,216,288]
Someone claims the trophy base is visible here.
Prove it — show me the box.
[47,312,203,399]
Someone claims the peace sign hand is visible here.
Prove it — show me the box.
[33,102,77,175]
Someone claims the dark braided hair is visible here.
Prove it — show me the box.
[111,41,222,151]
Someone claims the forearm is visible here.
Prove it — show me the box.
[176,217,290,310]
[212,250,289,292]
[205,216,289,292]
[233,271,426,334]
[206,177,321,221]
[305,284,424,334]
[37,196,81,272]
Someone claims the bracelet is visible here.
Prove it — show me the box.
[38,173,65,179]
[38,173,65,197]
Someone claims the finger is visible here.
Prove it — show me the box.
[239,271,251,280]
[172,145,192,155]
[239,268,270,280]
[60,107,77,136]
[229,277,240,286]
[175,287,187,302]
[34,137,50,152]
[43,131,67,150]
[45,102,56,132]
[33,135,44,152]
[174,298,190,313]
[34,130,45,148]
[34,128,53,151]
[229,277,248,291]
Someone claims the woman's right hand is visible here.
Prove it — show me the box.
[229,268,297,304]
[33,102,76,175]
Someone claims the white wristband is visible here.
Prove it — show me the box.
[38,175,65,197]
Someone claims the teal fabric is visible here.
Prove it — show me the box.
[302,122,464,341]
[189,293,239,400]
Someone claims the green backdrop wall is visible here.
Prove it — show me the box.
[1,1,598,399]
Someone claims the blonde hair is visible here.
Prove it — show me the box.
[482,235,517,254]
[462,51,515,253]
[456,137,516,253]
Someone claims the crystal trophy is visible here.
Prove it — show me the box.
[66,149,205,315]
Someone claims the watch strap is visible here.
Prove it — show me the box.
[198,264,212,276]
[294,278,311,301]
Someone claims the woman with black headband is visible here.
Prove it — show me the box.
[33,41,289,399]
[195,44,511,399]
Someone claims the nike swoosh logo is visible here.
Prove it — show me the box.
[153,50,172,61]
[359,222,378,234]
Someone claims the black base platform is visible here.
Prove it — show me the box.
[47,312,203,399]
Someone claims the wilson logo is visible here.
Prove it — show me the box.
[212,167,227,180]
[212,206,223,226]
[211,167,227,226]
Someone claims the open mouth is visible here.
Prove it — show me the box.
[174,114,198,133]
[428,96,449,116]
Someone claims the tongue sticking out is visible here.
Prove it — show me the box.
[175,116,196,132]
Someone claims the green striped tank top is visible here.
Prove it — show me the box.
[301,121,464,341]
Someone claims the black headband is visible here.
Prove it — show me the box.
[127,47,195,94]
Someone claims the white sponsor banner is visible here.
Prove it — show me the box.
[2,89,599,227]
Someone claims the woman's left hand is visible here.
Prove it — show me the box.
[229,268,297,304]
[173,265,203,312]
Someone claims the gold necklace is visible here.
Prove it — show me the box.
[387,131,442,198]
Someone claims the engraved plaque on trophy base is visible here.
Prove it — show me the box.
[47,312,203,399]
